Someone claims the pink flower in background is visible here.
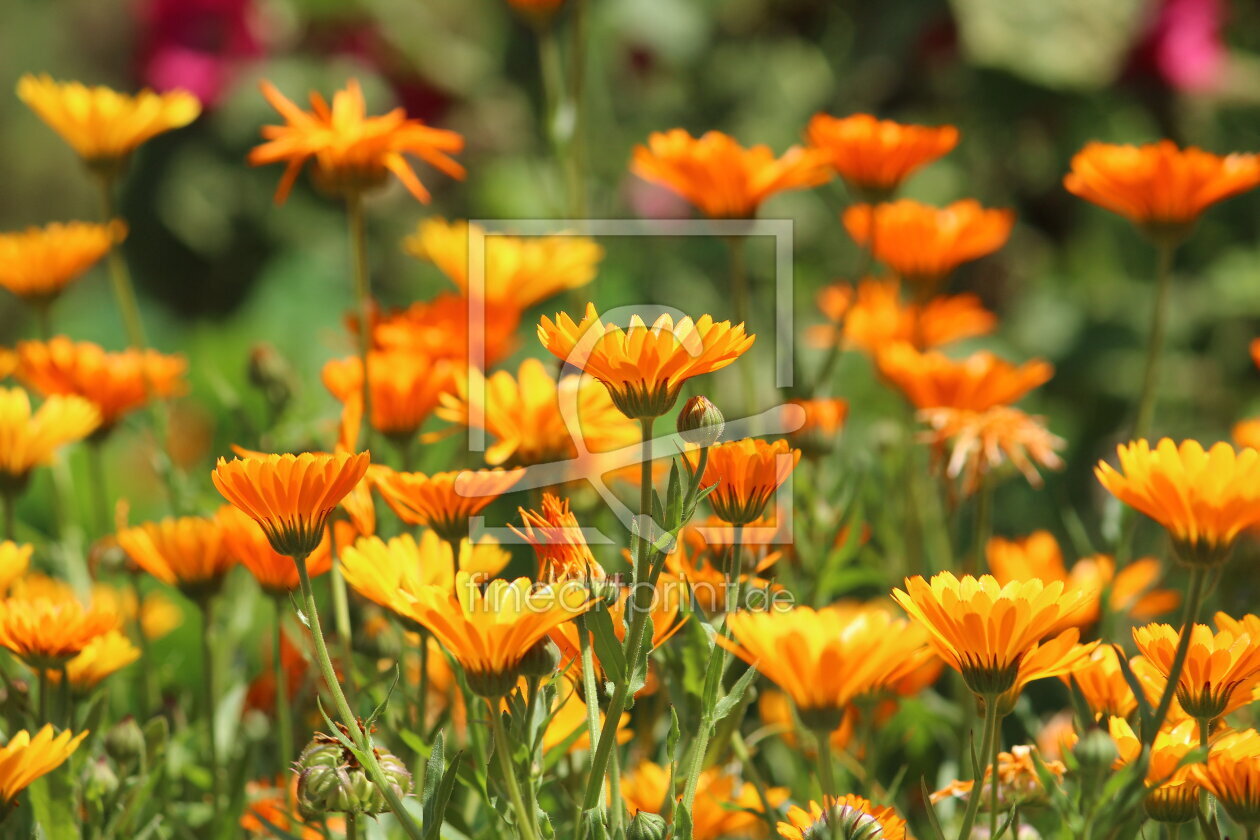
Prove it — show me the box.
[1133,0,1225,92]
[138,0,262,107]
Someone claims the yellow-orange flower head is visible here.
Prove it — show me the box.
[322,351,454,440]
[513,492,604,584]
[0,593,119,669]
[920,406,1064,496]
[892,572,1091,698]
[375,467,523,544]
[16,74,199,171]
[631,129,831,218]
[1095,438,1260,566]
[0,387,99,493]
[621,760,788,840]
[1190,728,1260,828]
[1110,717,1202,823]
[777,795,907,840]
[0,543,31,594]
[689,438,801,525]
[249,78,464,204]
[805,112,957,200]
[0,221,126,304]
[876,343,1052,412]
[1064,140,1260,242]
[1134,618,1260,722]
[116,515,236,601]
[51,630,141,692]
[216,505,333,598]
[0,726,89,805]
[538,303,755,419]
[843,199,1014,289]
[212,451,370,559]
[16,338,186,431]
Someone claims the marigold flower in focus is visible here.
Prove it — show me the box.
[1063,645,1140,720]
[1190,728,1260,829]
[50,629,140,692]
[1110,716,1202,823]
[322,351,454,441]
[806,112,957,198]
[892,572,1091,698]
[631,129,831,218]
[687,438,800,526]
[116,515,236,601]
[0,594,119,668]
[620,760,788,840]
[843,199,1014,289]
[0,543,31,593]
[216,505,332,598]
[930,745,1065,811]
[212,451,370,559]
[375,467,523,545]
[1064,140,1260,242]
[538,303,755,419]
[807,277,996,354]
[1134,618,1260,722]
[404,219,601,310]
[249,78,464,204]
[1095,438,1260,566]
[0,387,99,495]
[877,343,1053,412]
[399,573,590,697]
[0,726,89,805]
[921,406,1064,495]
[719,606,935,732]
[0,221,126,305]
[513,493,604,584]
[16,338,185,432]
[16,74,200,172]
[777,795,907,840]
[436,358,639,467]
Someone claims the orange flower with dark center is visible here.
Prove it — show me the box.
[843,199,1015,287]
[777,795,907,840]
[375,467,523,544]
[212,451,370,558]
[0,387,99,493]
[1064,140,1260,241]
[631,129,831,218]
[322,351,454,440]
[0,221,126,304]
[249,78,465,204]
[689,438,800,525]
[808,277,997,355]
[920,406,1064,495]
[538,303,755,419]
[621,761,789,840]
[876,343,1052,412]
[0,726,89,805]
[16,337,186,431]
[216,505,332,598]
[404,219,602,310]
[16,75,200,170]
[1135,618,1260,722]
[1095,438,1260,566]
[0,593,119,668]
[512,493,604,584]
[806,112,958,199]
[116,515,236,601]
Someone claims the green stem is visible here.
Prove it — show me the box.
[576,615,602,765]
[293,553,426,840]
[567,0,588,219]
[57,664,70,729]
[273,601,293,777]
[730,731,779,832]
[86,441,110,539]
[130,578,154,718]
[1,493,13,541]
[95,177,148,350]
[524,676,542,826]
[417,629,431,737]
[989,704,1000,839]
[1132,241,1176,442]
[200,598,222,835]
[38,669,49,725]
[814,728,837,803]
[347,812,360,840]
[33,302,52,341]
[1145,565,1207,743]
[330,553,355,689]
[446,538,463,588]
[954,697,999,840]
[345,192,375,452]
[489,700,542,840]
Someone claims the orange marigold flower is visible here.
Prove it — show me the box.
[367,293,520,370]
[216,505,332,598]
[0,221,126,304]
[398,573,590,697]
[0,387,99,492]
[631,129,831,218]
[805,112,958,199]
[877,343,1052,412]
[16,74,199,169]
[1095,438,1260,566]
[717,605,935,731]
[212,451,369,559]
[0,543,31,593]
[930,745,1065,811]
[921,406,1064,495]
[436,358,639,467]
[689,438,801,525]
[0,594,118,668]
[50,629,140,692]
[1233,419,1260,451]
[89,582,182,642]
[513,493,604,584]
[664,524,781,615]
[249,78,464,204]
[777,795,907,840]
[807,277,997,354]
[788,398,849,438]
[1064,644,1139,720]
[1135,618,1260,723]
[0,726,89,805]
[843,199,1014,288]
[322,351,454,440]
[892,572,1091,698]
[116,516,236,600]
[1190,728,1260,829]
[241,776,343,839]
[538,303,755,419]
[1110,717,1203,823]
[404,219,601,310]
[16,338,186,431]
[1064,140,1260,241]
[375,467,523,544]
[621,760,788,840]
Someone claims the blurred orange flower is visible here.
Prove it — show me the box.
[1064,140,1260,240]
[367,293,520,370]
[550,579,685,683]
[0,726,88,805]
[631,129,831,218]
[930,744,1065,810]
[539,303,754,419]
[1064,644,1140,720]
[0,221,126,304]
[0,386,99,489]
[16,337,186,431]
[217,505,332,598]
[806,112,958,198]
[921,406,1064,494]
[249,78,464,204]
[322,351,454,440]
[116,515,236,600]
[1233,418,1260,451]
[689,438,801,525]
[876,343,1052,412]
[50,629,140,692]
[0,543,31,593]
[0,594,118,668]
[843,199,1014,288]
[620,760,788,840]
[759,689,854,753]
[376,467,523,544]
[1110,717,1201,823]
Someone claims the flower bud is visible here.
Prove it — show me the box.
[677,396,725,447]
[82,759,120,801]
[1072,727,1118,789]
[294,731,412,817]
[626,810,669,840]
[517,638,562,679]
[104,716,145,766]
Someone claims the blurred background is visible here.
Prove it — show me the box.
[3,0,1260,559]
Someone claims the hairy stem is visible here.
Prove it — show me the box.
[954,697,999,840]
[1146,565,1207,743]
[489,700,541,840]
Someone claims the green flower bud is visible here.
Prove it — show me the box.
[82,759,119,801]
[294,732,412,817]
[517,639,562,679]
[626,810,669,840]
[677,396,725,447]
[104,716,145,767]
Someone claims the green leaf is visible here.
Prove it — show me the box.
[365,664,402,731]
[423,738,464,840]
[712,663,759,723]
[1112,645,1154,739]
[28,764,77,840]
[918,777,948,840]
[587,605,627,684]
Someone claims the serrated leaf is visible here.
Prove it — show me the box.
[586,605,627,684]
[712,663,759,722]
